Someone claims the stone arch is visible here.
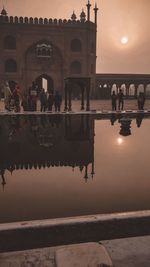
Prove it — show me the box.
[137,84,144,95]
[24,39,63,92]
[70,61,81,74]
[146,84,150,96]
[4,35,16,49]
[35,74,54,93]
[71,39,82,52]
[5,59,17,72]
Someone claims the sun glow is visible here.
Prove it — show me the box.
[117,137,123,145]
[121,36,128,44]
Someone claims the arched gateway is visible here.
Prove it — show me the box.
[35,74,54,93]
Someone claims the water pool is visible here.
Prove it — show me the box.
[0,113,150,223]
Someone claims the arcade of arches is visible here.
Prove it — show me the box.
[96,74,150,99]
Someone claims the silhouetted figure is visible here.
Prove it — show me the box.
[40,88,47,112]
[47,92,54,111]
[137,92,145,110]
[3,81,12,111]
[54,91,62,112]
[0,169,6,190]
[118,89,124,110]
[111,90,117,111]
[30,82,38,111]
[136,114,144,128]
[13,84,21,112]
[21,93,29,111]
[110,114,117,125]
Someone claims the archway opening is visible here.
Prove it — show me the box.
[35,74,54,94]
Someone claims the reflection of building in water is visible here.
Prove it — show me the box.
[119,117,132,136]
[0,114,95,186]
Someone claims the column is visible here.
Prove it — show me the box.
[81,86,85,110]
[68,87,72,111]
[134,84,138,97]
[64,81,68,111]
[86,79,90,111]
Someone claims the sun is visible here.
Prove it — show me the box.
[121,36,128,44]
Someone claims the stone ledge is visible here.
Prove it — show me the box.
[1,210,150,252]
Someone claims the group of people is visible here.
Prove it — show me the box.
[39,89,62,112]
[111,89,124,111]
[111,89,145,111]
[3,81,62,112]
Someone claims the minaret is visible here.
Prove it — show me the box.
[86,0,91,21]
[93,3,99,25]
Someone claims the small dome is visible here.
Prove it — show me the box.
[71,11,77,21]
[80,9,86,22]
[1,7,7,16]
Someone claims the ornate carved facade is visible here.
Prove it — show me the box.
[0,2,98,96]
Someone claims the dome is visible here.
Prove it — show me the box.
[1,7,7,16]
[71,11,77,21]
[80,9,86,22]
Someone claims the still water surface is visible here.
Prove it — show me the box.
[0,114,150,223]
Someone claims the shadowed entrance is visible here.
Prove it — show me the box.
[35,74,54,93]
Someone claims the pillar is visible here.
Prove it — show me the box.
[81,85,85,110]
[86,80,90,111]
[64,81,68,111]
[68,87,72,111]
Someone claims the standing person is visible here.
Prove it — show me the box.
[141,92,145,110]
[118,89,124,110]
[111,90,117,111]
[47,91,54,111]
[137,92,145,110]
[31,82,38,111]
[39,88,47,112]
[54,90,62,112]
[13,84,21,112]
[3,81,12,111]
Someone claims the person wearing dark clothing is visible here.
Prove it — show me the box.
[40,89,47,112]
[47,92,54,111]
[111,90,117,111]
[118,89,124,110]
[13,84,20,112]
[137,92,145,110]
[54,91,62,112]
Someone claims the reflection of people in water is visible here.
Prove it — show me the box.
[110,114,117,125]
[111,91,117,111]
[8,116,21,140]
[136,114,144,128]
[0,169,6,190]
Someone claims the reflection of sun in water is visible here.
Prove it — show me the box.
[117,137,123,145]
[121,36,128,44]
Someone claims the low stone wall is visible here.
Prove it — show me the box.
[0,210,150,252]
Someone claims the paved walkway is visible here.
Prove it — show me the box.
[0,236,150,267]
[1,99,150,112]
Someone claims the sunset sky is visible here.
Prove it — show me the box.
[2,0,150,74]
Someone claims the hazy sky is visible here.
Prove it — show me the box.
[2,0,150,74]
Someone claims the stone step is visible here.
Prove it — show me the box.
[55,242,113,267]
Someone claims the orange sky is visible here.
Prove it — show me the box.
[2,0,150,74]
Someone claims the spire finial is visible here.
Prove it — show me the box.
[93,2,99,25]
[86,0,91,21]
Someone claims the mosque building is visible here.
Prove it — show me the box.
[0,1,98,97]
